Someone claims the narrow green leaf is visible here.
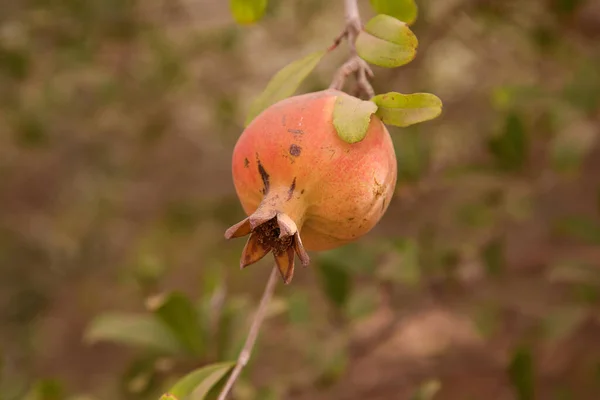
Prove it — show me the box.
[163,361,235,400]
[83,312,184,355]
[356,14,418,68]
[317,259,351,309]
[370,0,418,25]
[148,291,205,356]
[371,92,442,127]
[245,50,326,126]
[229,0,268,25]
[508,346,535,400]
[332,94,378,143]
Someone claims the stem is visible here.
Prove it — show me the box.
[329,0,375,99]
[217,266,279,400]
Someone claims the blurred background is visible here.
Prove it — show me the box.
[1,0,600,399]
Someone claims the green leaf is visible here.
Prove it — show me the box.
[84,312,184,355]
[370,0,418,25]
[488,112,528,172]
[356,14,418,68]
[371,92,442,127]
[508,346,535,400]
[317,259,351,309]
[163,361,235,400]
[245,50,326,126]
[332,94,378,143]
[229,0,268,25]
[148,291,205,356]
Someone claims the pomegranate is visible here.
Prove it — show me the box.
[225,89,397,283]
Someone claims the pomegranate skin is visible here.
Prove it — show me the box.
[226,89,397,283]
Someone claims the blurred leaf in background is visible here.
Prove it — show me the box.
[230,0,268,25]
[488,112,529,172]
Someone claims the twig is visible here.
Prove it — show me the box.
[217,266,279,400]
[329,0,375,99]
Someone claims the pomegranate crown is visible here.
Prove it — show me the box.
[225,209,309,285]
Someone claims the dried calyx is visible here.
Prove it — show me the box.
[225,210,309,284]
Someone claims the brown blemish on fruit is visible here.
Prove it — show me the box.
[347,217,355,221]
[244,158,249,168]
[300,189,305,195]
[381,196,386,212]
[287,129,304,135]
[256,155,270,195]
[287,177,296,201]
[373,177,385,199]
[289,144,302,157]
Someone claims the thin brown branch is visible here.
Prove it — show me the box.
[329,0,375,99]
[217,266,279,400]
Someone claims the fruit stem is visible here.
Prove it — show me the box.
[216,266,279,400]
[329,0,374,99]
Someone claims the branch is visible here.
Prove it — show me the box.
[217,266,279,400]
[329,0,374,99]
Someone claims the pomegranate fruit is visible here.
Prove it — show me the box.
[225,89,397,283]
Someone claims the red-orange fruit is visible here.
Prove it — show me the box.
[225,89,397,284]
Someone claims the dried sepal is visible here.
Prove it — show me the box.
[293,232,310,266]
[240,233,270,268]
[274,246,296,284]
[224,212,310,284]
[224,218,252,239]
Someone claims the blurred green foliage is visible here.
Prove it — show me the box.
[1,0,600,399]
